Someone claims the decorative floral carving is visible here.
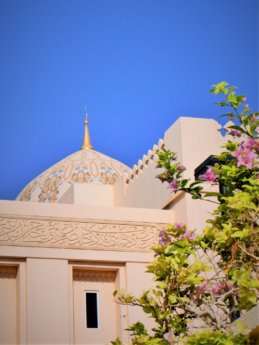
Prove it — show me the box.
[0,217,161,252]
[38,173,62,202]
[0,266,17,279]
[73,269,116,282]
[19,180,38,201]
[71,168,91,183]
[100,172,117,185]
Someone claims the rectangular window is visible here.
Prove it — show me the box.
[85,291,98,328]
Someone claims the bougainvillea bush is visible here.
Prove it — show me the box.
[110,82,259,345]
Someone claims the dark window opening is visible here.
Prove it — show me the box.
[86,292,98,328]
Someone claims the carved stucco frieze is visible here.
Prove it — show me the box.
[73,269,116,282]
[0,265,17,279]
[0,217,162,252]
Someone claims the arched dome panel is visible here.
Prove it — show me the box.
[17,149,130,203]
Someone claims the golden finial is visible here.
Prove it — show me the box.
[81,110,93,150]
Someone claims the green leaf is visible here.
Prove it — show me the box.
[210,81,229,94]
[231,228,250,239]
[143,306,152,313]
[227,125,247,134]
[227,91,238,105]
[168,294,177,304]
[126,321,147,336]
[250,120,259,133]
[185,274,204,285]
[136,334,150,343]
[189,180,203,187]
[200,241,208,249]
[204,192,221,198]
[156,281,168,290]
[247,294,257,305]
[110,337,123,345]
[181,179,189,188]
[215,101,229,107]
[218,112,235,118]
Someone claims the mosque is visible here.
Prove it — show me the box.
[0,115,246,344]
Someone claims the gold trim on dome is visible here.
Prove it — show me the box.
[81,115,93,150]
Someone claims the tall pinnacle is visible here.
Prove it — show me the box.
[81,113,93,150]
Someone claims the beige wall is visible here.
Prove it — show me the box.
[0,200,174,225]
[0,265,17,345]
[114,160,170,210]
[125,262,156,332]
[59,183,114,207]
[0,199,173,344]
[0,260,26,345]
[0,255,156,345]
[27,258,70,344]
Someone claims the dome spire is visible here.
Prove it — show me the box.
[81,110,93,150]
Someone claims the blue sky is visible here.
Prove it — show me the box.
[0,0,258,200]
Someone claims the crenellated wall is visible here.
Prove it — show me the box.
[114,117,225,231]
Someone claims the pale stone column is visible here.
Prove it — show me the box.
[27,258,70,344]
[125,262,156,332]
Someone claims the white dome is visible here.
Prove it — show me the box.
[17,148,130,203]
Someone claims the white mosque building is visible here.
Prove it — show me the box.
[2,115,256,344]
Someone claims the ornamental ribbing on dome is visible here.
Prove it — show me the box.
[17,117,130,203]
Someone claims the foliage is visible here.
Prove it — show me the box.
[183,329,249,345]
[110,338,124,345]
[110,82,259,344]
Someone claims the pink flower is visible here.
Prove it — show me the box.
[244,137,259,152]
[251,114,258,122]
[164,331,174,342]
[232,145,256,169]
[199,168,218,183]
[229,129,242,137]
[159,230,171,246]
[211,281,234,296]
[167,179,178,192]
[211,282,225,296]
[174,223,185,231]
[182,229,197,241]
[177,165,186,171]
[194,281,208,300]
